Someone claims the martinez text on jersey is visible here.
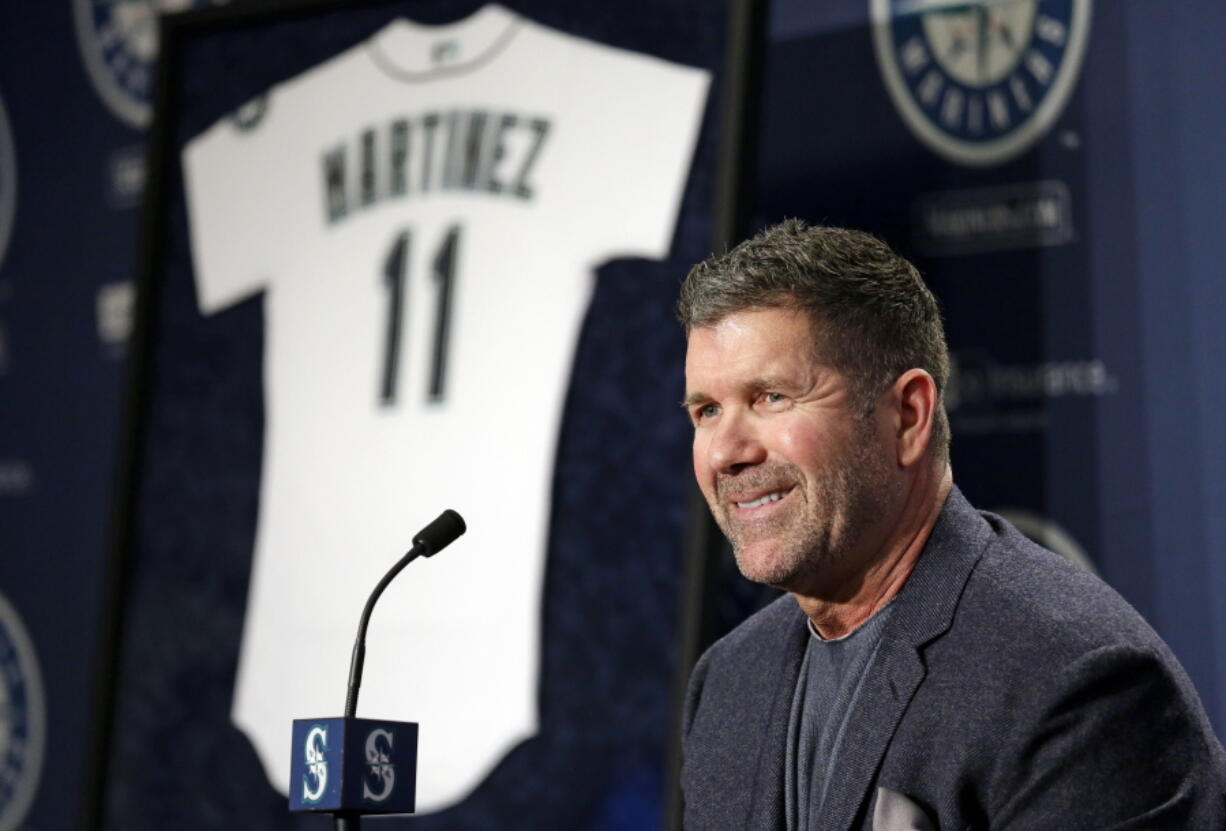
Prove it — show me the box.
[322,109,552,223]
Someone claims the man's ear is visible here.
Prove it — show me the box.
[890,369,938,468]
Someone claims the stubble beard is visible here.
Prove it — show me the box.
[714,420,896,591]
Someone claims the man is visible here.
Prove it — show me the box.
[677,220,1226,830]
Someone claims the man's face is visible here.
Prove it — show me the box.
[684,307,898,593]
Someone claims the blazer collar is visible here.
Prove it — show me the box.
[815,485,993,831]
[747,607,810,829]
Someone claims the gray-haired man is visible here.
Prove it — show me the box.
[678,220,1226,829]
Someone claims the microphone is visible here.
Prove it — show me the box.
[412,508,466,556]
[346,509,466,718]
[288,510,467,828]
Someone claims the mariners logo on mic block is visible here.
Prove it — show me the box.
[289,718,419,814]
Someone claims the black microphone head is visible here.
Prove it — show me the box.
[412,509,466,556]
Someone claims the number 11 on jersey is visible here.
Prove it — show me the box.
[379,223,462,407]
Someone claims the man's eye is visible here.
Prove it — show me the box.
[763,392,787,404]
[695,404,719,422]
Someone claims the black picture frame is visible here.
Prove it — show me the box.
[85,0,763,829]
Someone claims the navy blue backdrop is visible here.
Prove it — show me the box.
[0,2,1224,831]
[0,3,210,830]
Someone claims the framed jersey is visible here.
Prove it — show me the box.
[93,0,728,828]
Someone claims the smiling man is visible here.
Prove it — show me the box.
[677,220,1226,830]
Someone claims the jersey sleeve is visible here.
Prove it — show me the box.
[182,111,282,315]
[569,47,711,261]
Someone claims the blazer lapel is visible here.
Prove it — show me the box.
[816,634,927,830]
[815,487,992,831]
[747,606,810,829]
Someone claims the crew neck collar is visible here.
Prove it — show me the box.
[366,4,521,81]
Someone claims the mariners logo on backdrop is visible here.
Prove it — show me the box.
[301,724,328,804]
[0,591,45,831]
[872,0,1092,167]
[73,0,228,127]
[0,93,15,273]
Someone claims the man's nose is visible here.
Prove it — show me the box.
[706,409,766,474]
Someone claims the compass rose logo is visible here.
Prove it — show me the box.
[872,0,1092,166]
[73,0,228,128]
[0,591,44,831]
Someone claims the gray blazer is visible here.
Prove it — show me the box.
[681,488,1226,830]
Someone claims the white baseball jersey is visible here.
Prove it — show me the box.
[183,4,708,812]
